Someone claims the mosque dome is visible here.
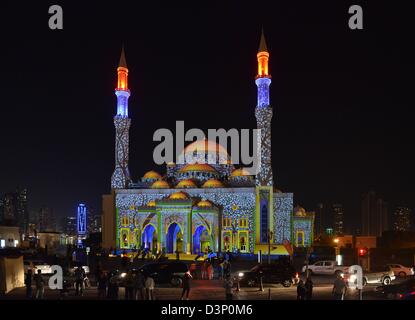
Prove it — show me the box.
[202,179,224,188]
[146,200,156,207]
[179,163,217,173]
[143,170,162,180]
[197,200,212,207]
[230,168,252,177]
[151,180,170,189]
[183,139,229,158]
[169,191,189,200]
[176,179,197,188]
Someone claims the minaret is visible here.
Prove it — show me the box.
[255,29,273,186]
[111,46,131,189]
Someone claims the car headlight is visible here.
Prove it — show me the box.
[120,272,127,278]
[238,272,244,277]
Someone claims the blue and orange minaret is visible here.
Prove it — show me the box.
[255,29,273,187]
[111,47,132,189]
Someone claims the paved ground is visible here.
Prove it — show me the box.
[1,278,386,300]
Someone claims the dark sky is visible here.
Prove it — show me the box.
[0,1,413,232]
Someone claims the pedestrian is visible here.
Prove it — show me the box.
[296,280,306,300]
[223,260,231,278]
[305,276,313,300]
[107,272,119,300]
[135,271,146,300]
[207,262,214,280]
[224,275,233,300]
[34,269,45,299]
[25,269,33,299]
[74,265,86,296]
[175,249,180,261]
[124,269,135,300]
[332,274,347,300]
[145,275,155,300]
[201,260,207,280]
[97,271,107,299]
[219,260,224,280]
[181,271,193,300]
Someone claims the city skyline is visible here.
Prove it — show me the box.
[0,2,414,233]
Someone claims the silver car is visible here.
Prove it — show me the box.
[363,266,396,286]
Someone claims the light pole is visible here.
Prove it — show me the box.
[267,229,273,264]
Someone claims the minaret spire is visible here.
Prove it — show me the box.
[119,45,128,68]
[258,27,268,53]
[255,29,273,186]
[111,46,132,189]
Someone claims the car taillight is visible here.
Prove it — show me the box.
[398,293,403,299]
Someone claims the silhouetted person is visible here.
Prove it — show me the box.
[25,269,33,299]
[181,271,193,300]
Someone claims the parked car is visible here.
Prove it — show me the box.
[362,266,396,286]
[236,263,299,287]
[375,278,415,299]
[115,261,189,287]
[385,264,414,277]
[24,260,53,274]
[302,260,349,276]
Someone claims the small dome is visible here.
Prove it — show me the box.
[294,206,306,217]
[146,200,156,207]
[169,191,189,200]
[143,170,162,179]
[197,200,212,207]
[151,180,170,189]
[202,179,224,188]
[176,179,197,188]
[179,163,217,173]
[230,168,251,177]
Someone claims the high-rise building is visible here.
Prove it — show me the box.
[16,189,29,236]
[65,216,77,235]
[37,206,56,232]
[89,214,102,233]
[3,193,17,224]
[361,191,388,237]
[392,206,412,232]
[333,204,344,236]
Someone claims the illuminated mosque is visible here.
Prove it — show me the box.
[102,32,314,256]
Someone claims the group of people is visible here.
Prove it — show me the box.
[96,268,156,300]
[24,269,46,299]
[297,273,348,300]
[296,277,314,300]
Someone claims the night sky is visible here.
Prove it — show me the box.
[0,1,413,232]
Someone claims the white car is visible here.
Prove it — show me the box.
[24,260,53,274]
[386,264,414,277]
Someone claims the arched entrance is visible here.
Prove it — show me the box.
[193,225,211,254]
[166,223,183,253]
[142,224,157,251]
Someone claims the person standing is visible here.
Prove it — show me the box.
[181,271,193,300]
[74,266,86,296]
[124,269,135,300]
[207,262,214,280]
[145,275,155,300]
[25,269,33,299]
[332,274,347,300]
[224,275,234,300]
[135,271,145,300]
[34,269,45,299]
[296,280,306,300]
[97,271,107,299]
[305,277,314,300]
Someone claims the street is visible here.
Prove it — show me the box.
[1,276,390,301]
